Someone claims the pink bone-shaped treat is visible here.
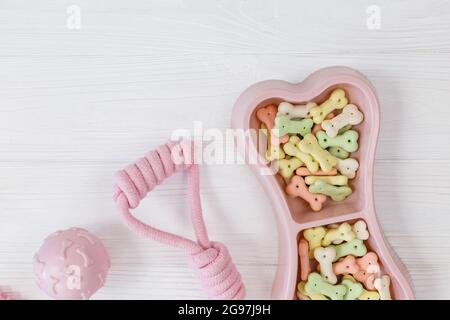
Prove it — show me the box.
[332,255,360,275]
[286,176,327,211]
[357,252,380,274]
[298,239,311,281]
[256,105,289,145]
[354,270,376,290]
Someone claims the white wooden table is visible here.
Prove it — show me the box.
[1,0,449,300]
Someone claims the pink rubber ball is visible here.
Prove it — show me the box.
[33,228,110,300]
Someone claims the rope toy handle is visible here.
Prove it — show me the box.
[113,140,245,300]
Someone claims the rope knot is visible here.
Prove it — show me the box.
[188,242,245,300]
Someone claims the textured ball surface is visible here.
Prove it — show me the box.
[34,228,110,300]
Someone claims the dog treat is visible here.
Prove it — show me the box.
[286,176,327,212]
[322,223,355,246]
[303,227,327,259]
[316,130,359,153]
[309,89,348,124]
[277,157,303,179]
[305,175,349,187]
[304,273,346,300]
[342,278,364,300]
[299,134,337,173]
[274,115,313,137]
[277,101,316,119]
[374,275,392,300]
[328,146,349,159]
[298,239,311,281]
[353,220,369,240]
[321,104,363,138]
[308,180,352,202]
[314,247,337,284]
[283,136,319,173]
[332,239,367,261]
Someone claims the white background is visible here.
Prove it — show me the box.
[1,0,449,300]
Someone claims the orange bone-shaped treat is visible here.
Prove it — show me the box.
[286,176,327,211]
[333,255,360,275]
[354,270,376,290]
[357,252,380,274]
[256,105,288,145]
[298,239,311,281]
[296,168,338,176]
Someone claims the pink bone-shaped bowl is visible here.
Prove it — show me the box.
[231,66,415,300]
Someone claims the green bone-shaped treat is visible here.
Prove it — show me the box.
[342,279,364,300]
[338,124,352,135]
[274,115,313,137]
[304,273,346,300]
[316,130,359,153]
[331,239,367,262]
[328,146,349,159]
[308,180,352,201]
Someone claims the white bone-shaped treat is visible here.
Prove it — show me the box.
[321,104,364,138]
[314,247,337,284]
[353,220,369,240]
[277,102,317,119]
[336,158,359,179]
[374,275,392,300]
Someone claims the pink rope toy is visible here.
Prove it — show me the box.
[113,140,245,300]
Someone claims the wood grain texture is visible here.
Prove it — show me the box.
[1,0,450,299]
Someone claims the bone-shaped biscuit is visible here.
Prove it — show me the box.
[316,130,359,153]
[274,115,313,137]
[314,247,337,284]
[277,101,316,119]
[336,158,359,179]
[304,272,346,300]
[309,89,348,124]
[374,275,392,300]
[357,252,380,274]
[312,112,335,134]
[286,176,327,212]
[298,134,337,173]
[283,136,319,173]
[342,278,364,300]
[328,146,349,159]
[332,255,360,275]
[298,239,311,281]
[308,180,352,202]
[303,227,327,259]
[322,222,356,246]
[358,288,380,300]
[296,167,337,176]
[297,281,328,300]
[305,175,349,187]
[256,105,289,145]
[353,220,369,240]
[276,157,303,179]
[321,104,364,138]
[261,124,285,161]
[354,270,376,290]
[331,239,367,262]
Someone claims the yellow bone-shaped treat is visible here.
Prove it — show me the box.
[309,89,348,124]
[358,289,380,300]
[276,157,303,179]
[298,134,337,173]
[261,124,285,161]
[282,136,319,173]
[322,222,356,246]
[304,175,348,186]
[303,226,327,259]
